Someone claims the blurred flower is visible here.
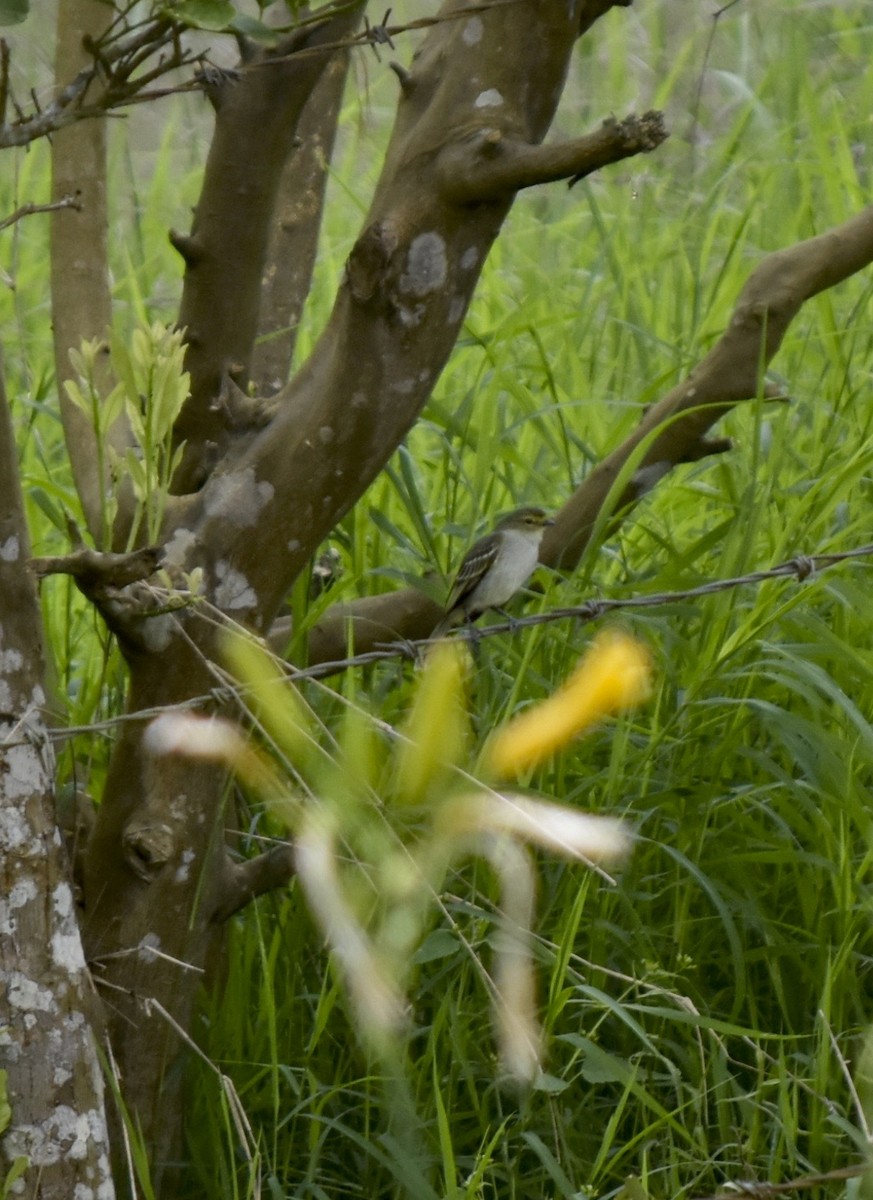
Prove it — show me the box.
[486,630,652,777]
[441,791,631,864]
[145,711,283,797]
[394,640,470,805]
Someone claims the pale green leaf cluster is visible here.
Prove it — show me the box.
[64,322,188,547]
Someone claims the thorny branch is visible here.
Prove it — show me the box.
[11,538,873,748]
[0,192,81,233]
[0,0,537,144]
[0,16,196,148]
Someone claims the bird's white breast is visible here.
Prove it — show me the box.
[470,528,540,610]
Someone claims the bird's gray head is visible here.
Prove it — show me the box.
[496,506,555,533]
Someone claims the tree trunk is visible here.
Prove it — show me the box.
[51,0,128,547]
[0,353,114,1199]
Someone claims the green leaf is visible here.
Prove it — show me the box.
[412,929,460,965]
[559,1033,633,1083]
[0,1070,10,1134]
[28,487,70,534]
[2,1158,29,1198]
[0,0,28,26]
[165,0,236,30]
[230,14,279,42]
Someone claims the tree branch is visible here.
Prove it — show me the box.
[171,1,366,492]
[439,111,667,203]
[165,0,630,633]
[251,46,353,395]
[213,843,297,922]
[542,202,873,570]
[0,191,81,232]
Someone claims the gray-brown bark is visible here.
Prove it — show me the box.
[0,354,114,1200]
[50,0,124,546]
[251,47,353,394]
[171,4,367,490]
[166,0,663,629]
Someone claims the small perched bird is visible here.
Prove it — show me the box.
[433,507,554,637]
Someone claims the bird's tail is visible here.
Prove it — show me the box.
[430,609,465,639]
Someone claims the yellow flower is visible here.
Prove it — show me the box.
[486,630,652,777]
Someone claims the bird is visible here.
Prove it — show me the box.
[432,507,554,637]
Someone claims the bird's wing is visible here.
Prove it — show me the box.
[446,533,500,613]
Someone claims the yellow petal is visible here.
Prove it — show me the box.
[486,630,652,777]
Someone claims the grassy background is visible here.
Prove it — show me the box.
[3,1,873,1197]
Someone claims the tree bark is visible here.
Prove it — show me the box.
[251,46,353,395]
[171,3,367,490]
[51,0,129,548]
[0,352,114,1199]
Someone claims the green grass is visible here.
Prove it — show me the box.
[4,2,873,1197]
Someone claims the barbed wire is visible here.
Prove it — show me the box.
[19,539,873,748]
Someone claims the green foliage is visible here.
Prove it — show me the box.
[160,0,307,39]
[162,0,238,30]
[64,322,188,548]
[0,0,27,26]
[0,1072,28,1197]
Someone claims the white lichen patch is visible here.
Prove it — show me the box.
[140,612,174,654]
[0,744,46,801]
[52,881,74,919]
[399,232,447,297]
[174,848,196,883]
[51,929,87,974]
[203,468,275,528]
[11,878,38,909]
[0,535,19,562]
[162,526,197,567]
[0,878,38,936]
[214,561,257,611]
[0,801,30,849]
[4,1104,109,1166]
[475,88,504,108]
[136,932,161,963]
[397,303,426,328]
[460,246,479,271]
[462,16,483,44]
[0,647,23,673]
[6,971,55,1013]
[318,426,335,445]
